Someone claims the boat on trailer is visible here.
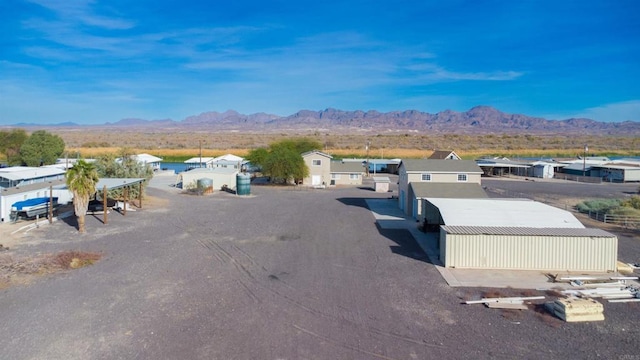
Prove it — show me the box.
[10,197,59,221]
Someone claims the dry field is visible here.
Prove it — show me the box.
[14,128,640,160]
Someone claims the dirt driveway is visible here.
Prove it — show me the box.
[0,176,639,359]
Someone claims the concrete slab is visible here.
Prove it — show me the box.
[365,198,612,290]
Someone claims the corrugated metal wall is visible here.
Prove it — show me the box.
[441,232,617,272]
[624,169,640,182]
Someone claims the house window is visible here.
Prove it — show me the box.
[332,174,341,179]
[349,174,358,180]
[421,173,431,181]
[457,174,467,182]
[312,159,322,166]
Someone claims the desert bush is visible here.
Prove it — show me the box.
[608,206,640,217]
[53,251,102,269]
[621,196,640,210]
[575,198,622,214]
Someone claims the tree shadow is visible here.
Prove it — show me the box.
[60,212,79,230]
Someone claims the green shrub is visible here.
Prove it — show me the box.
[575,198,622,214]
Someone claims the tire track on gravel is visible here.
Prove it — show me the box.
[178,216,443,350]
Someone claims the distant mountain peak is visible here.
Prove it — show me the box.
[9,106,638,135]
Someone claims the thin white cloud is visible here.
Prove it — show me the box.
[26,0,135,29]
[432,69,523,81]
[406,63,523,82]
[574,100,640,122]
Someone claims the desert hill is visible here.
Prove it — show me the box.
[12,106,640,135]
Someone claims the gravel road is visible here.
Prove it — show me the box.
[1,175,639,359]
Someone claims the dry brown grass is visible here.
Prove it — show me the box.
[481,289,508,298]
[52,250,102,269]
[15,128,639,160]
[0,250,102,288]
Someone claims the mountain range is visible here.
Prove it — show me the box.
[10,106,640,135]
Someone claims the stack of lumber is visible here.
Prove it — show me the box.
[549,297,604,322]
[465,296,545,310]
[561,285,639,302]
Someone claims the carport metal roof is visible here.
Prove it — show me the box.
[475,159,531,168]
[95,178,146,190]
[425,198,585,228]
[0,166,66,181]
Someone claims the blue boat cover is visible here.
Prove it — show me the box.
[12,197,57,210]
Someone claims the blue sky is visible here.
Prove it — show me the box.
[1,0,639,124]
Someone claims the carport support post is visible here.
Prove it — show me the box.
[139,182,142,209]
[103,185,108,224]
[123,187,127,216]
[48,185,53,224]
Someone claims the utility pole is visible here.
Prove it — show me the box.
[582,144,588,177]
[365,140,370,177]
[199,140,203,168]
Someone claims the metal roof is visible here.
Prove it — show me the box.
[411,182,488,199]
[0,179,67,195]
[95,178,146,190]
[475,159,531,168]
[441,226,615,237]
[400,159,482,173]
[133,153,163,163]
[301,150,333,158]
[595,163,640,170]
[425,198,585,228]
[339,158,401,165]
[212,154,244,162]
[428,150,460,160]
[184,157,215,164]
[0,166,66,181]
[372,176,390,182]
[330,161,366,173]
[179,168,239,175]
[562,163,594,171]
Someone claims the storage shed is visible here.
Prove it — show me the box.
[423,198,617,272]
[176,168,239,191]
[373,176,390,192]
[439,226,618,272]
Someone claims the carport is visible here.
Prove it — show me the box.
[95,178,146,224]
[476,158,531,177]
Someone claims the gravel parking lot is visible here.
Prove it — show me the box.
[1,175,639,359]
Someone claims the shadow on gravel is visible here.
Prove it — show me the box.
[336,197,369,208]
[377,227,433,264]
[60,213,78,230]
[357,186,374,191]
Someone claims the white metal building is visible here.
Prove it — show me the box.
[424,198,617,272]
[423,198,585,228]
[132,153,163,171]
[0,180,72,223]
[593,163,640,182]
[440,226,617,272]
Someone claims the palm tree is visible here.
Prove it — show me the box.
[65,160,99,233]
